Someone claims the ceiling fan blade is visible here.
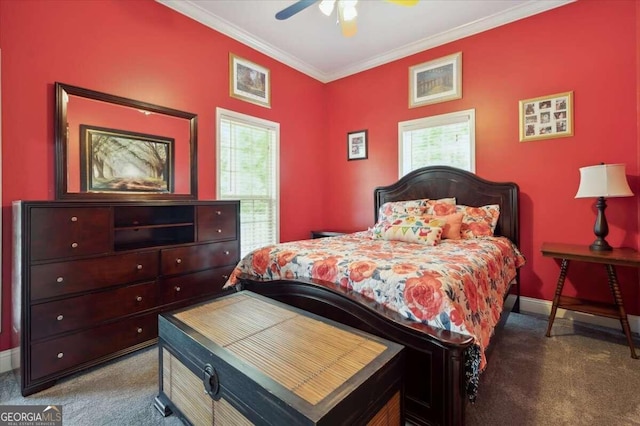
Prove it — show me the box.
[275,0,319,20]
[385,0,419,5]
[340,19,357,37]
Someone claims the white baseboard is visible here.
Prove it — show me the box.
[2,297,637,374]
[0,346,18,374]
[520,296,640,335]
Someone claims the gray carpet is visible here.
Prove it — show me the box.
[1,312,639,425]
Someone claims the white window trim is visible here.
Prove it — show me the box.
[215,107,280,246]
[398,108,476,178]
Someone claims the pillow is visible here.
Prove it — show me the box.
[378,197,456,222]
[425,198,457,216]
[424,212,463,240]
[378,199,429,222]
[456,204,500,239]
[371,215,446,246]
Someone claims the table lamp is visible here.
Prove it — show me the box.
[575,163,633,251]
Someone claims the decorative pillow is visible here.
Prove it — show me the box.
[371,215,446,246]
[425,198,457,216]
[378,199,429,222]
[456,204,500,239]
[424,212,463,240]
[378,197,456,222]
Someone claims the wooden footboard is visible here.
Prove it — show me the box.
[237,275,477,426]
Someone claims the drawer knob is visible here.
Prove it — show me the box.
[70,216,78,222]
[217,229,222,233]
[222,275,229,279]
[136,264,143,270]
[136,296,143,302]
[224,250,230,255]
[57,314,64,321]
[216,210,222,215]
[71,242,78,248]
[137,327,143,334]
[175,258,182,264]
[175,286,181,292]
[56,277,64,283]
[57,352,64,359]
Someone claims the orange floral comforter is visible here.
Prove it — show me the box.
[226,231,525,394]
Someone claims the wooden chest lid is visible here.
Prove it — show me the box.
[171,291,399,405]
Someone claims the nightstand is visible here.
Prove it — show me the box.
[541,242,640,359]
[310,231,346,239]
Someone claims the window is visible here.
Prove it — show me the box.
[216,108,279,257]
[398,109,475,178]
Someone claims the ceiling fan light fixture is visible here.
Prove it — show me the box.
[341,5,357,21]
[318,0,336,16]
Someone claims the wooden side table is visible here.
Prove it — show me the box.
[541,242,639,359]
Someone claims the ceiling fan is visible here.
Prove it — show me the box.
[275,0,419,37]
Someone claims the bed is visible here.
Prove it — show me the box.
[227,165,524,426]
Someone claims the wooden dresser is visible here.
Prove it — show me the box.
[11,200,240,396]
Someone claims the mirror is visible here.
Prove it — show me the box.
[55,82,197,200]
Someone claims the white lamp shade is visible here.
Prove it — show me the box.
[575,163,633,198]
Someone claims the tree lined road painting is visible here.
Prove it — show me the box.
[80,125,173,193]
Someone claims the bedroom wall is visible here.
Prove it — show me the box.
[322,0,640,315]
[0,0,327,351]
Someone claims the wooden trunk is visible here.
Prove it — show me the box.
[155,291,405,425]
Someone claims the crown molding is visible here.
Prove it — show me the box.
[326,0,576,81]
[157,0,575,83]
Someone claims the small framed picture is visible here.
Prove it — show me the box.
[519,91,573,142]
[347,130,368,161]
[229,53,271,108]
[409,52,462,108]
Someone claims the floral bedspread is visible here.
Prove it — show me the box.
[226,231,525,398]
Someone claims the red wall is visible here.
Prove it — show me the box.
[0,0,327,350]
[322,0,639,315]
[0,0,638,352]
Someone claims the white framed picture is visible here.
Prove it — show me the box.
[229,53,270,108]
[409,52,462,108]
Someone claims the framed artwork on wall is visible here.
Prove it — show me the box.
[229,53,271,108]
[79,125,174,193]
[409,52,462,108]
[519,91,573,142]
[347,129,368,161]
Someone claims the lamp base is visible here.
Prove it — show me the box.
[589,238,613,251]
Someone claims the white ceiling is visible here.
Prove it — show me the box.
[158,0,574,83]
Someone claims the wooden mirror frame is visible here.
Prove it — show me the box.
[55,82,198,200]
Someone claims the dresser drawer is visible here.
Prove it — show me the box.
[160,265,234,305]
[161,241,238,276]
[197,204,238,242]
[30,281,157,341]
[30,251,159,301]
[30,207,111,261]
[30,312,158,381]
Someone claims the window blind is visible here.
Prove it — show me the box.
[217,109,279,256]
[399,109,475,177]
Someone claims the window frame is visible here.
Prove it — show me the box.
[398,108,476,178]
[215,107,280,254]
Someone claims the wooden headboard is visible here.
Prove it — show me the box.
[374,166,520,246]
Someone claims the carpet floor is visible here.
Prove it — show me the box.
[1,312,639,425]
